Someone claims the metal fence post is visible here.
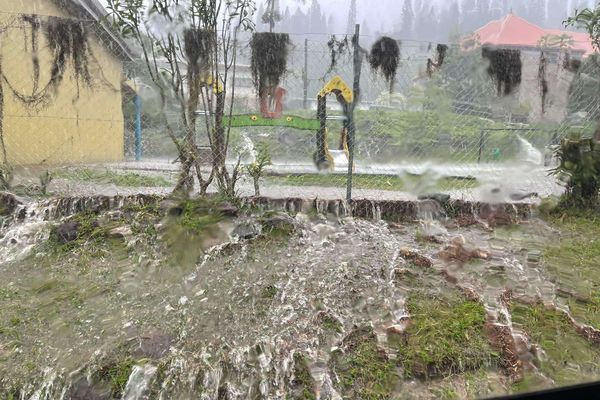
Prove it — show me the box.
[135,94,142,161]
[346,24,362,203]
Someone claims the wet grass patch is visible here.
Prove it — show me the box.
[331,327,398,399]
[162,197,227,268]
[395,293,498,379]
[543,214,600,329]
[96,357,135,398]
[292,353,316,400]
[54,168,172,187]
[321,315,343,334]
[511,302,600,389]
[267,173,478,192]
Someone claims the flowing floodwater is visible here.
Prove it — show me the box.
[0,196,598,399]
[517,136,543,166]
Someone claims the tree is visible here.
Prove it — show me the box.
[346,0,357,34]
[262,0,282,32]
[107,0,255,196]
[565,2,600,51]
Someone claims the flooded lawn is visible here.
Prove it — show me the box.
[0,196,598,399]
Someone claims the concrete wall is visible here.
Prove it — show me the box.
[0,0,125,165]
[518,49,577,124]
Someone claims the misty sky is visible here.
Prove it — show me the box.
[98,0,598,34]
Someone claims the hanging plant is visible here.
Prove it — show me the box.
[481,47,522,96]
[538,51,548,114]
[183,28,214,76]
[426,43,448,77]
[250,32,290,98]
[369,36,400,93]
[327,35,350,71]
[2,15,95,109]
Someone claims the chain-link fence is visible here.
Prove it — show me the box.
[1,12,599,202]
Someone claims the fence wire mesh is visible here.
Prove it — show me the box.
[1,13,599,203]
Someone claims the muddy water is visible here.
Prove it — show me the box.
[0,199,598,399]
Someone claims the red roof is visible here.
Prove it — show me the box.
[471,14,595,57]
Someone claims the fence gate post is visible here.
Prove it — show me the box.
[346,24,362,204]
[135,94,142,161]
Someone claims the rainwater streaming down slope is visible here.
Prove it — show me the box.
[0,196,598,399]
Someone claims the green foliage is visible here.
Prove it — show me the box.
[246,143,272,196]
[54,168,172,188]
[98,357,135,398]
[565,5,600,51]
[292,353,316,400]
[261,284,277,299]
[268,173,478,192]
[47,212,110,253]
[333,328,398,400]
[396,294,497,378]
[321,315,343,333]
[551,134,600,208]
[177,197,224,234]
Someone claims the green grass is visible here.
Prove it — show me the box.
[98,357,135,398]
[54,168,172,187]
[395,294,498,379]
[292,353,316,400]
[511,302,600,389]
[267,173,477,192]
[321,315,343,334]
[543,213,600,329]
[261,285,278,299]
[332,327,398,400]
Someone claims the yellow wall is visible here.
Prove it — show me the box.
[0,0,125,165]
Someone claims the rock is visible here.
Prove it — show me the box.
[436,238,490,263]
[399,247,433,267]
[260,212,298,233]
[56,221,80,244]
[135,333,172,359]
[0,192,20,216]
[232,221,261,239]
[108,226,133,240]
[478,203,518,227]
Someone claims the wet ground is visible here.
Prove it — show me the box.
[0,195,598,399]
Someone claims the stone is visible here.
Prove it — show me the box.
[0,192,20,216]
[135,333,172,359]
[56,221,80,244]
[399,247,433,267]
[437,236,490,263]
[478,203,518,227]
[260,212,298,232]
[232,222,262,239]
[108,226,133,240]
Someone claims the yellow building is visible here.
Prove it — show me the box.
[0,0,132,166]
